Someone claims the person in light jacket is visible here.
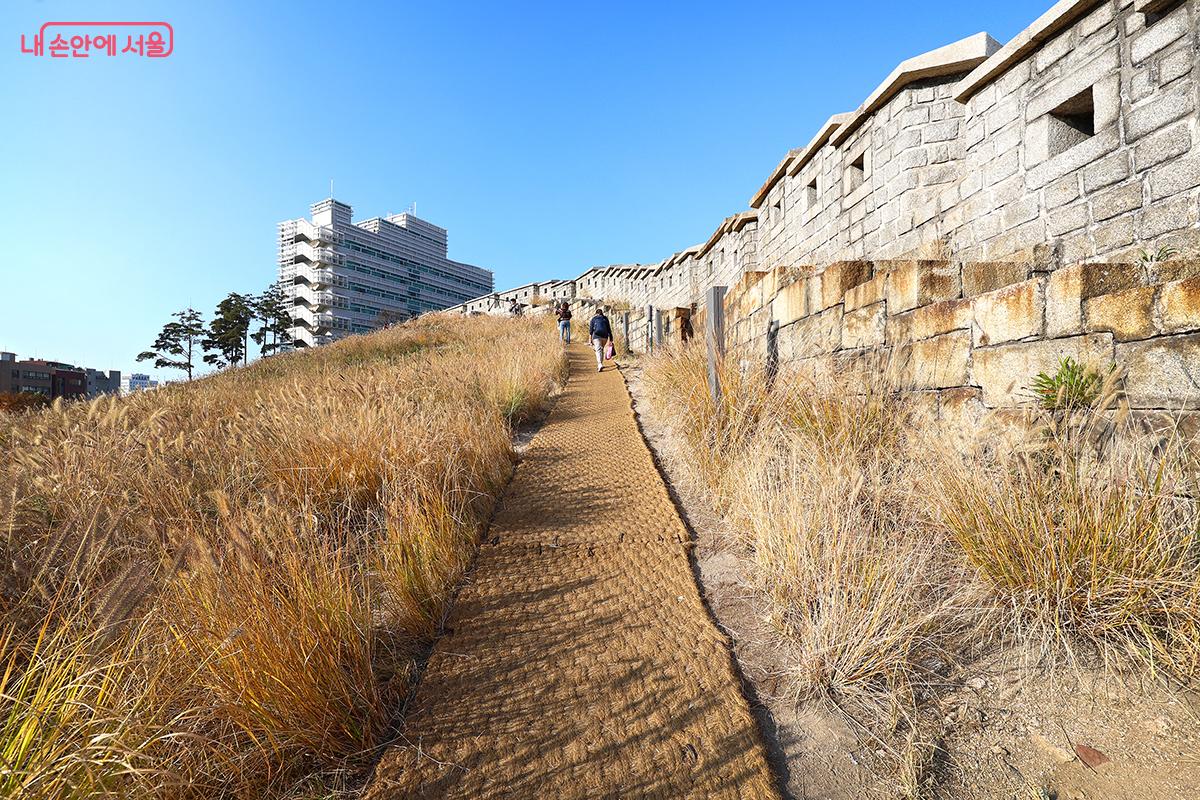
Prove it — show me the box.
[589,310,613,372]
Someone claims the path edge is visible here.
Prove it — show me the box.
[614,360,794,799]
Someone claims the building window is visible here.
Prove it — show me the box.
[772,199,782,221]
[846,151,867,194]
[1048,87,1095,157]
[1142,0,1185,26]
[805,177,818,209]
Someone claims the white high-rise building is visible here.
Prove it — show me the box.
[277,198,493,347]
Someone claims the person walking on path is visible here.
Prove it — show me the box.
[589,309,614,372]
[556,302,573,344]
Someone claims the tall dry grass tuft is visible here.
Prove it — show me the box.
[643,343,980,701]
[643,337,1200,704]
[0,314,565,798]
[937,383,1200,677]
[640,342,773,498]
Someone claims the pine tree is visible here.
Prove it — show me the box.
[203,293,254,368]
[252,282,293,356]
[137,308,206,380]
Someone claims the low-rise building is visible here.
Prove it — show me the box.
[85,368,122,396]
[0,352,122,399]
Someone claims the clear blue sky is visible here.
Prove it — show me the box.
[1,0,1049,378]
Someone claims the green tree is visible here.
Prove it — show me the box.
[137,308,206,381]
[203,293,254,369]
[252,282,293,356]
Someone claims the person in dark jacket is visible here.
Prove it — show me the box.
[555,302,573,344]
[589,310,613,372]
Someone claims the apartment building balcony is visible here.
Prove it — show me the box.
[291,264,336,287]
[290,306,335,330]
[291,284,335,308]
[293,219,342,244]
[292,241,344,266]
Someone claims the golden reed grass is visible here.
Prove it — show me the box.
[0,314,565,798]
[641,341,1200,704]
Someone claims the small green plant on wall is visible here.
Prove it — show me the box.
[1030,356,1114,411]
[1138,245,1178,265]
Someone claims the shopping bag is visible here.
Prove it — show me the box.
[604,341,615,360]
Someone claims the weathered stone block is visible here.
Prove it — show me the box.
[786,306,843,358]
[841,302,886,350]
[1150,259,1200,284]
[897,330,971,390]
[1126,84,1195,142]
[984,220,1049,261]
[1044,174,1081,209]
[961,262,1031,298]
[972,278,1045,346]
[843,273,886,311]
[1091,182,1144,222]
[760,265,801,300]
[938,386,984,421]
[1160,44,1193,85]
[1083,152,1130,192]
[886,309,914,345]
[1082,285,1158,341]
[907,391,941,426]
[972,334,1115,407]
[817,261,872,310]
[938,387,987,452]
[1093,216,1136,253]
[770,278,809,326]
[1159,276,1200,334]
[1151,157,1200,200]
[1047,202,1090,237]
[1133,122,1191,172]
[1139,196,1194,239]
[923,119,960,144]
[1045,263,1144,336]
[784,354,838,387]
[1117,334,1200,409]
[725,270,767,320]
[911,298,972,340]
[884,260,962,314]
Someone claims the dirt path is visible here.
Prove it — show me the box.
[364,344,780,799]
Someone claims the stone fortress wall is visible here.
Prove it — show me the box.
[451,0,1200,428]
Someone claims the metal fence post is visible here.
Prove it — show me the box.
[622,311,630,354]
[645,305,654,352]
[705,286,727,405]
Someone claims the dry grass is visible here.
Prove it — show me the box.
[937,389,1200,678]
[641,341,1200,706]
[0,314,565,798]
[642,344,980,702]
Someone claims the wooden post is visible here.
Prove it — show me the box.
[705,286,727,405]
